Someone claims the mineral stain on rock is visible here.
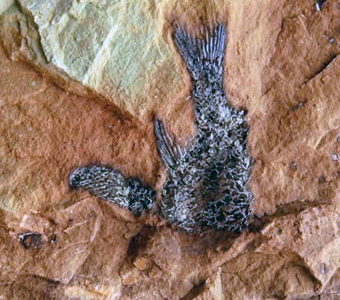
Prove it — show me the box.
[69,22,253,234]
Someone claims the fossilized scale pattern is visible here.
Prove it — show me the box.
[69,23,253,233]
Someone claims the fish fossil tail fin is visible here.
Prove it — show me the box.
[68,164,155,216]
[173,22,226,82]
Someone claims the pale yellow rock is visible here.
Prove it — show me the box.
[195,268,225,300]
[133,256,152,271]
[0,0,14,14]
[64,285,121,300]
[17,0,183,118]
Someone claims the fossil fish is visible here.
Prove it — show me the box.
[68,22,253,233]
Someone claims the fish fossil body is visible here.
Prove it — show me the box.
[68,23,253,233]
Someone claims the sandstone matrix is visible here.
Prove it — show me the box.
[1,0,340,299]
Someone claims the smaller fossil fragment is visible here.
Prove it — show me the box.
[316,0,327,11]
[19,232,43,249]
[290,160,297,170]
[69,165,155,216]
[289,100,306,112]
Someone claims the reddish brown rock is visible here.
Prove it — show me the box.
[1,0,340,299]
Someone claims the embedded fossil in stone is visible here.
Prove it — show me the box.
[19,232,43,249]
[68,22,253,234]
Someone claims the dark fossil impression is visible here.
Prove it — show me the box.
[68,22,253,234]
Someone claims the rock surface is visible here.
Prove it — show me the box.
[1,0,340,299]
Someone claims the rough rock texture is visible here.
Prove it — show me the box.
[1,0,340,299]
